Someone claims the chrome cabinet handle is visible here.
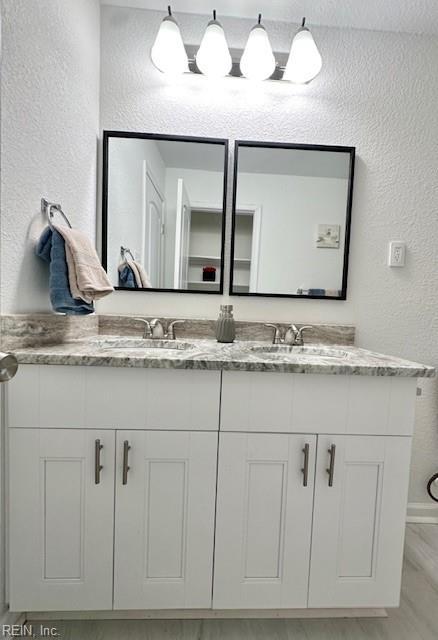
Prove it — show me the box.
[326,444,336,487]
[122,440,131,485]
[94,439,103,485]
[301,443,310,487]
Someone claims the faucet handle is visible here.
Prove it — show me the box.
[264,323,283,344]
[133,318,152,339]
[293,325,314,346]
[297,325,313,336]
[167,320,185,340]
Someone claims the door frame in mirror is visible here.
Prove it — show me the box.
[229,140,355,300]
[102,130,229,295]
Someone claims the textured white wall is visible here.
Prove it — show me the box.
[0,0,100,616]
[99,6,438,502]
[0,0,101,313]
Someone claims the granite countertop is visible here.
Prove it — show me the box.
[11,336,435,377]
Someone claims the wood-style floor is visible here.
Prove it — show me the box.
[29,524,438,640]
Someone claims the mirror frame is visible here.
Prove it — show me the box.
[229,140,356,300]
[102,130,229,295]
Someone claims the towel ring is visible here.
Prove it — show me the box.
[121,246,135,262]
[427,472,438,503]
[41,198,73,230]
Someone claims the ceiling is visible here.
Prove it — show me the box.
[156,140,225,171]
[237,147,350,179]
[100,0,438,35]
[121,139,349,178]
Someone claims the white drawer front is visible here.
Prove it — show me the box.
[8,365,220,431]
[221,371,416,436]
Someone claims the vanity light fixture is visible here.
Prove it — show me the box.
[195,10,232,78]
[150,10,322,84]
[283,18,322,84]
[240,14,276,81]
[150,6,189,75]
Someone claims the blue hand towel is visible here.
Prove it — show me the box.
[36,227,94,315]
[118,264,137,288]
[308,289,326,296]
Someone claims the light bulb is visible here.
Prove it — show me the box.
[196,11,232,78]
[283,18,322,84]
[240,15,276,81]
[151,7,189,75]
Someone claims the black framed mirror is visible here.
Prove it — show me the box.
[102,131,228,294]
[230,141,355,299]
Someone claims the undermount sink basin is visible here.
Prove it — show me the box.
[93,337,196,351]
[102,347,190,358]
[249,345,350,359]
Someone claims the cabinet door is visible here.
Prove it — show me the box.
[9,429,115,612]
[309,435,411,608]
[213,433,316,609]
[114,431,217,609]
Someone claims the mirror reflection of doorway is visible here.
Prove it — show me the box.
[174,178,191,289]
[143,169,164,289]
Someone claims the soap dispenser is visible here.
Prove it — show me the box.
[216,305,236,343]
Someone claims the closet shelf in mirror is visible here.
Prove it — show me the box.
[188,281,221,291]
[233,258,251,267]
[189,255,250,267]
[189,255,221,264]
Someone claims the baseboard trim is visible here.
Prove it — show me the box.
[407,502,438,524]
[0,608,26,627]
[27,608,388,621]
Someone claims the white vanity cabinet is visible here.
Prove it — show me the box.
[218,371,416,609]
[7,364,419,614]
[9,428,218,613]
[213,433,316,609]
[113,430,217,610]
[7,366,221,613]
[9,429,116,612]
[213,433,412,610]
[309,435,412,608]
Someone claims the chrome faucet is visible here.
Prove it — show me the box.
[149,319,166,339]
[264,323,284,344]
[285,324,314,346]
[134,318,186,340]
[264,323,314,346]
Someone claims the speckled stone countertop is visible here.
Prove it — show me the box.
[12,336,435,377]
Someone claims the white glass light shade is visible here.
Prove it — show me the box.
[240,24,276,81]
[151,17,189,75]
[283,27,322,84]
[196,21,232,78]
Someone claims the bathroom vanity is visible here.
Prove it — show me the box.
[5,330,434,616]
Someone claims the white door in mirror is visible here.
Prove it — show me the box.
[388,241,406,267]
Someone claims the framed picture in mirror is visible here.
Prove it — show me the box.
[230,141,355,299]
[102,131,228,294]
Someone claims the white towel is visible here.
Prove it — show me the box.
[131,260,152,288]
[54,224,114,301]
[119,258,152,289]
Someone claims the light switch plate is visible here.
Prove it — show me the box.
[388,241,406,267]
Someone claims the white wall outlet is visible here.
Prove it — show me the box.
[388,241,406,267]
